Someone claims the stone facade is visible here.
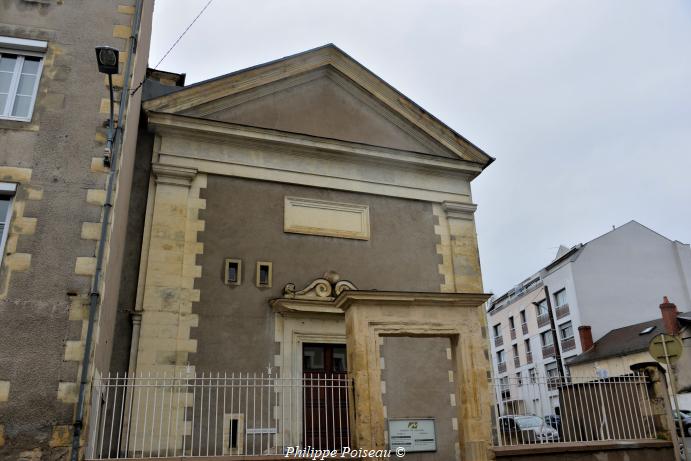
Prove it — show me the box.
[0,1,152,458]
[106,45,495,459]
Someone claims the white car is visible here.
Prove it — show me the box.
[498,415,560,444]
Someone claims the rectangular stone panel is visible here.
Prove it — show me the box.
[284,196,370,240]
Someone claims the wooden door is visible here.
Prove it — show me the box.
[303,343,349,450]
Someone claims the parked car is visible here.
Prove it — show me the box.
[673,410,691,437]
[498,415,560,444]
[544,414,561,433]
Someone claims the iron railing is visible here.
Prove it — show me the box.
[490,373,656,446]
[87,372,352,459]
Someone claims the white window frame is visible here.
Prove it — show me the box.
[559,321,574,340]
[0,35,47,122]
[0,183,17,264]
[554,288,567,307]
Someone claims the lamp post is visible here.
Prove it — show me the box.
[94,46,119,166]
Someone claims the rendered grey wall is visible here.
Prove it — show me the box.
[573,222,691,340]
[191,175,443,373]
[380,336,457,461]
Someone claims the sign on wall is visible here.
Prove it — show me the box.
[388,418,436,453]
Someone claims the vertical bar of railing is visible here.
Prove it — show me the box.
[166,374,173,457]
[345,377,351,448]
[190,373,196,456]
[244,373,249,456]
[198,372,204,456]
[337,376,343,450]
[637,374,653,438]
[116,372,127,458]
[268,373,273,454]
[107,372,118,458]
[89,376,103,459]
[148,373,158,456]
[156,373,165,456]
[259,373,264,455]
[123,373,134,456]
[206,374,211,456]
[99,373,111,459]
[229,373,234,455]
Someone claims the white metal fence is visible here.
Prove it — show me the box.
[87,372,352,459]
[491,373,657,446]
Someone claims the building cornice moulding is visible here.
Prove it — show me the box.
[148,112,479,204]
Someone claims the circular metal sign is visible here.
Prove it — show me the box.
[648,333,683,364]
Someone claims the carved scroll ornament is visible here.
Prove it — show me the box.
[282,270,357,301]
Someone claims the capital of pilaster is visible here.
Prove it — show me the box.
[442,201,478,221]
[152,163,198,187]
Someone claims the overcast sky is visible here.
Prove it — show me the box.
[150,1,691,295]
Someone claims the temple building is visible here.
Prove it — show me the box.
[94,44,496,460]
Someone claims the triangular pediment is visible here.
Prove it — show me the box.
[143,45,493,165]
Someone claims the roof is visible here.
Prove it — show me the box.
[489,220,687,312]
[141,44,494,167]
[567,313,688,366]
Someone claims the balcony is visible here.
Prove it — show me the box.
[521,322,528,335]
[494,335,504,347]
[555,303,570,319]
[542,344,555,358]
[513,356,520,368]
[561,336,576,352]
[526,351,533,364]
[537,313,550,328]
[497,361,507,374]
[510,328,517,340]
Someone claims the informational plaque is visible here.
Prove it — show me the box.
[388,418,436,452]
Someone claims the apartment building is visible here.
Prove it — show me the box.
[0,1,152,459]
[487,221,691,416]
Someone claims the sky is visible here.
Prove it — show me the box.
[149,0,691,295]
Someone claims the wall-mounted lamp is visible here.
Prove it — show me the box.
[94,46,120,166]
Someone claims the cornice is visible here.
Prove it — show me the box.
[147,112,484,177]
[334,290,491,311]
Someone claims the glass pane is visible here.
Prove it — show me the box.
[332,345,347,372]
[16,74,36,96]
[0,55,17,72]
[0,197,10,224]
[303,345,325,371]
[11,94,31,117]
[0,72,12,93]
[0,94,7,114]
[21,57,40,75]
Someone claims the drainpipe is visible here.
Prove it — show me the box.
[71,1,143,459]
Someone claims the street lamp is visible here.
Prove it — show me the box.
[95,46,120,166]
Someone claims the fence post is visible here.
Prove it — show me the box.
[630,362,680,459]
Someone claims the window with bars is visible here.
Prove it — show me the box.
[0,50,43,121]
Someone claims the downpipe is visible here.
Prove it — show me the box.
[70,1,143,459]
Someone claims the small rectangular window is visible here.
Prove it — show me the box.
[536,299,548,316]
[559,321,573,340]
[540,330,553,347]
[554,289,567,307]
[224,258,242,285]
[0,183,17,264]
[255,261,272,288]
[0,43,44,121]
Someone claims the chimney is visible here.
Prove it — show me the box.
[659,296,680,336]
[578,325,594,352]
